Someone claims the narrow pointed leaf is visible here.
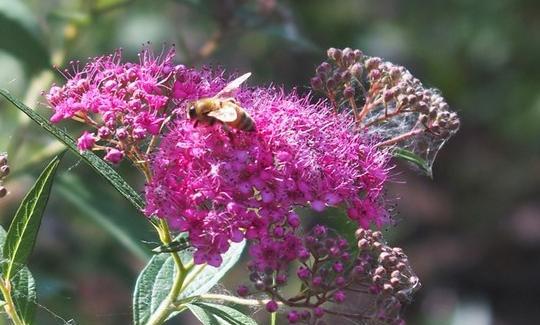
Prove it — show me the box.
[3,153,64,280]
[0,88,145,211]
[189,302,257,325]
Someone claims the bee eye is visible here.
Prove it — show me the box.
[188,106,196,118]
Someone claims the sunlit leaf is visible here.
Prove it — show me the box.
[3,153,64,280]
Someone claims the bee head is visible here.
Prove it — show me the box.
[187,105,196,119]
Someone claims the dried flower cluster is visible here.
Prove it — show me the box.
[237,225,419,324]
[0,153,8,198]
[311,47,460,170]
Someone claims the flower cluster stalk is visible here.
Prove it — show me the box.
[0,279,25,325]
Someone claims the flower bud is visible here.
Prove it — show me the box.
[326,77,337,90]
[358,238,369,249]
[333,290,346,303]
[368,69,381,80]
[287,311,300,323]
[383,283,394,293]
[384,88,396,103]
[98,126,112,138]
[341,70,352,81]
[350,63,363,78]
[105,148,124,164]
[237,285,249,297]
[310,77,324,90]
[343,86,355,99]
[0,155,7,166]
[266,300,278,312]
[116,128,128,140]
[276,273,287,284]
[449,118,460,130]
[365,57,382,70]
[316,62,331,75]
[0,165,10,178]
[327,48,342,61]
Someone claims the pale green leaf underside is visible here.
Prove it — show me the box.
[187,302,257,325]
[133,240,245,324]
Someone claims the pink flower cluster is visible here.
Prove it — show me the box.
[46,47,392,270]
[46,48,176,163]
[145,77,391,267]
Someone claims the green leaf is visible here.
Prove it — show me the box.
[11,267,37,324]
[0,225,6,251]
[0,88,145,212]
[179,240,245,298]
[188,302,257,325]
[0,226,37,324]
[133,253,175,325]
[393,148,433,178]
[3,153,64,280]
[186,303,220,325]
[133,240,246,324]
[0,0,50,74]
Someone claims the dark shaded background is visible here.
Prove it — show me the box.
[0,0,539,324]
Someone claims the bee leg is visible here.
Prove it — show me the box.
[193,120,199,128]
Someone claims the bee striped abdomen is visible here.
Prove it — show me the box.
[230,106,255,131]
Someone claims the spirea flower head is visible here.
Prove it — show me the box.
[45,47,177,163]
[144,69,392,267]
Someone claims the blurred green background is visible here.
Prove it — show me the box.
[1,0,539,324]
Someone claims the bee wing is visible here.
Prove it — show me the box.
[214,72,251,98]
[207,106,238,122]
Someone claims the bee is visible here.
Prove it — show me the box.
[187,72,256,132]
